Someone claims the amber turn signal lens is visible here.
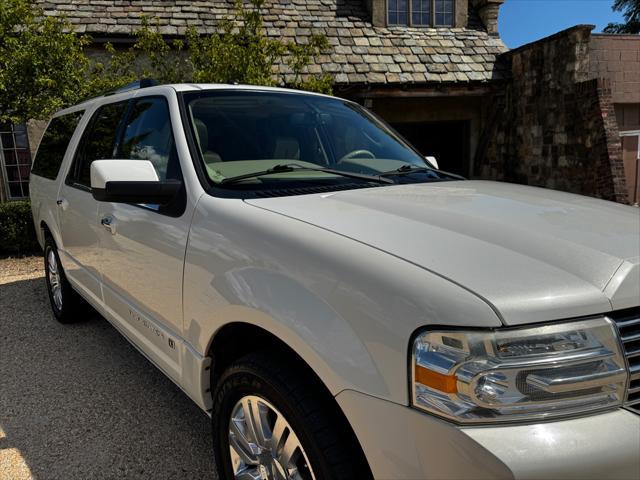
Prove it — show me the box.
[415,365,458,394]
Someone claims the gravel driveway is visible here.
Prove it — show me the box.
[0,256,217,479]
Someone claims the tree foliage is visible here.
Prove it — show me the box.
[0,0,333,122]
[186,0,332,93]
[604,0,640,34]
[84,17,190,96]
[84,0,333,98]
[0,0,89,123]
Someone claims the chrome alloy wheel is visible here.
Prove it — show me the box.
[228,395,316,480]
[47,249,63,310]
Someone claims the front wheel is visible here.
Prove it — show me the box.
[211,353,371,480]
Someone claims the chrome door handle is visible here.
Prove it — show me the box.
[56,198,69,210]
[100,216,116,235]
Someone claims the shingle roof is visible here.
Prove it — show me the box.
[37,0,508,85]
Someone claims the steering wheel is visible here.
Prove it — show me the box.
[338,149,375,163]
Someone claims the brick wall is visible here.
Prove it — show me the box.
[476,26,629,203]
[574,79,627,203]
[590,35,640,104]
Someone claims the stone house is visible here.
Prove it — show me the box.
[1,0,509,201]
[0,0,637,205]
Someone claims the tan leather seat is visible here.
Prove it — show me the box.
[273,136,300,160]
[194,118,222,165]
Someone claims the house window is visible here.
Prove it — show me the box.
[435,0,454,26]
[388,0,454,27]
[412,0,431,25]
[0,123,32,199]
[388,0,409,26]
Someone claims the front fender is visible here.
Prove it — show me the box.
[183,196,501,405]
[193,269,388,399]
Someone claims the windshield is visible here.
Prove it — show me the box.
[183,90,433,188]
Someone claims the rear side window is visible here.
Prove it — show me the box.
[119,97,179,181]
[31,111,84,180]
[68,101,128,188]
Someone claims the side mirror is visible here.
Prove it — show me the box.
[90,159,181,205]
[425,156,439,170]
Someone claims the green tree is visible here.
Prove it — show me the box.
[85,0,333,99]
[187,0,332,93]
[83,43,138,99]
[1,0,333,119]
[83,17,190,98]
[0,0,90,123]
[604,0,640,34]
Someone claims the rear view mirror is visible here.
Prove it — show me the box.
[90,159,181,205]
[289,112,333,126]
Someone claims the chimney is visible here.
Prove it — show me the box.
[471,0,505,36]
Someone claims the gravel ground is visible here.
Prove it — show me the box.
[0,256,217,480]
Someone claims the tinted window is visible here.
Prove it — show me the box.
[31,112,83,180]
[119,97,179,181]
[70,101,128,187]
[185,91,426,185]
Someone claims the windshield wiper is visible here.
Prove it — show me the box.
[379,165,434,177]
[379,164,465,180]
[219,163,395,185]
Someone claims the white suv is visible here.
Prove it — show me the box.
[30,83,640,480]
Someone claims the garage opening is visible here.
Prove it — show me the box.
[390,120,471,177]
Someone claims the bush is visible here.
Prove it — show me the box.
[0,200,40,254]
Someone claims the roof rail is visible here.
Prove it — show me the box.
[105,78,159,96]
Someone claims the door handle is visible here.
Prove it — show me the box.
[56,198,69,210]
[100,216,116,235]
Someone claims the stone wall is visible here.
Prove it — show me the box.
[476,25,628,203]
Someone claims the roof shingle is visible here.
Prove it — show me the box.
[37,0,509,84]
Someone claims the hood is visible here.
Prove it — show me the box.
[246,181,640,326]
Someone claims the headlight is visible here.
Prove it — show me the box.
[411,318,628,423]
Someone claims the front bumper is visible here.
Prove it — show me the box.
[336,390,640,480]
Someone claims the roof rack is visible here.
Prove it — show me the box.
[104,78,159,96]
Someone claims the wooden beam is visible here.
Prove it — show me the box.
[336,83,499,98]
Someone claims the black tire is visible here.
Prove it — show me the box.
[212,353,372,480]
[43,236,86,323]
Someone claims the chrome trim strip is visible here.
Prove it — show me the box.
[617,317,640,328]
[525,367,627,394]
[621,331,640,343]
[608,309,640,413]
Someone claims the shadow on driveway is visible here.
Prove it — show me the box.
[0,261,217,479]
